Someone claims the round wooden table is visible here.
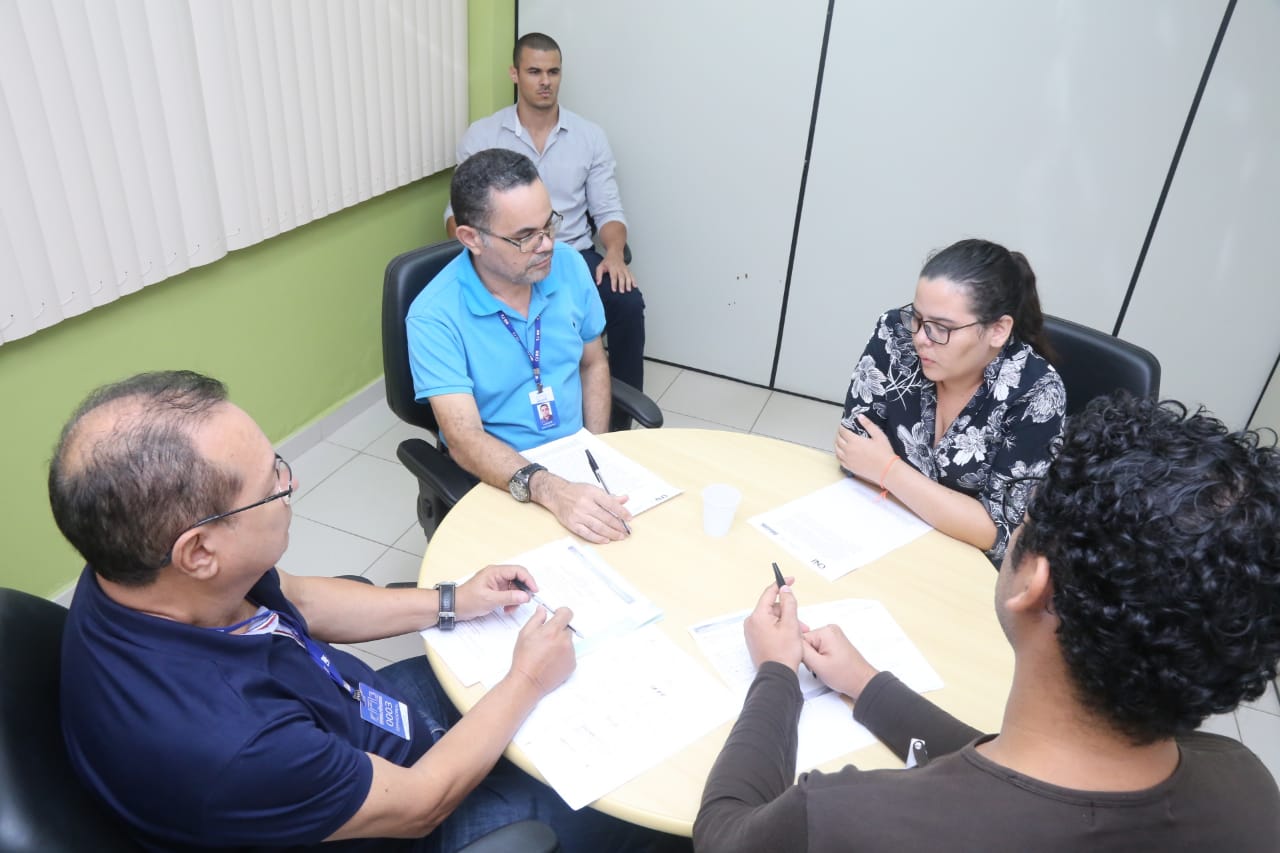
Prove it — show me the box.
[419,428,1012,836]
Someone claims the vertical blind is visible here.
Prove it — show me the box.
[0,0,467,345]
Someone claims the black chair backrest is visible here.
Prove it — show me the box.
[0,588,141,852]
[1042,315,1161,418]
[382,240,466,433]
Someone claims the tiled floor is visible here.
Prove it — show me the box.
[279,358,1280,786]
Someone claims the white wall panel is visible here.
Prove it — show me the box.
[1118,0,1280,428]
[519,0,829,384]
[775,0,1225,401]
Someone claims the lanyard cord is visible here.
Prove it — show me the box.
[497,311,543,393]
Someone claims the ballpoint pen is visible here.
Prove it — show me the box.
[513,579,583,638]
[772,561,786,589]
[584,448,632,534]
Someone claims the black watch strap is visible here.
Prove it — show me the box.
[434,582,456,631]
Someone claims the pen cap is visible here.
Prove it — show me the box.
[701,484,742,537]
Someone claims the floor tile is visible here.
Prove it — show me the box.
[334,643,394,670]
[658,411,748,433]
[1198,711,1241,741]
[1240,681,1280,717]
[364,421,436,465]
[327,401,399,451]
[364,547,424,587]
[277,516,386,578]
[1236,706,1280,785]
[292,453,420,545]
[753,392,844,451]
[642,360,682,401]
[657,371,771,430]
[289,440,359,500]
[393,522,429,557]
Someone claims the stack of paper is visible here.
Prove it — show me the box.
[423,539,737,809]
[689,598,943,772]
[522,428,682,516]
[749,478,931,580]
[424,538,663,686]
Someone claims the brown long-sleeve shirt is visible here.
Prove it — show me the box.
[695,663,1279,852]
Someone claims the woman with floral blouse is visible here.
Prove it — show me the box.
[837,238,1066,565]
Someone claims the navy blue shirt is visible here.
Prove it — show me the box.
[61,567,432,851]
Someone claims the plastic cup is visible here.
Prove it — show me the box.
[701,484,742,537]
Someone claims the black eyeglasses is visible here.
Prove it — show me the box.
[159,455,293,567]
[477,211,563,253]
[899,304,983,345]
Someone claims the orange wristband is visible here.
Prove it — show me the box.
[878,456,901,499]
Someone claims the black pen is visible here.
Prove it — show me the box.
[584,448,632,534]
[772,561,814,676]
[513,579,583,638]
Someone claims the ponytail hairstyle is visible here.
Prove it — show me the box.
[919,238,1055,363]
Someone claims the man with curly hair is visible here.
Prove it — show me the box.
[696,393,1280,851]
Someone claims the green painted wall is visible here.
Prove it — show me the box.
[0,0,515,597]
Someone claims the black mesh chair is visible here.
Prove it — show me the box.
[382,239,663,536]
[0,587,559,853]
[1043,315,1161,417]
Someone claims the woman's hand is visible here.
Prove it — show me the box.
[835,415,897,483]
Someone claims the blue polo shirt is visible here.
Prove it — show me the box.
[406,242,606,451]
[60,567,430,851]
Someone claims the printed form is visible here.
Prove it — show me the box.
[423,538,662,686]
[523,428,682,516]
[422,539,735,810]
[749,478,931,580]
[689,598,944,772]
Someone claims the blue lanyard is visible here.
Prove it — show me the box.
[497,312,543,392]
[273,610,362,702]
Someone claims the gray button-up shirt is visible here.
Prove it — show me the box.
[446,104,627,251]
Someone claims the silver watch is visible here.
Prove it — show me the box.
[508,463,547,503]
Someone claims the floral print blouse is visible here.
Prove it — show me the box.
[841,309,1067,565]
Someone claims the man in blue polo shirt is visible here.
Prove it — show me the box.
[51,371,660,852]
[408,148,633,544]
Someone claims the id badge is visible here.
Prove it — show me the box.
[530,386,559,431]
[358,682,412,740]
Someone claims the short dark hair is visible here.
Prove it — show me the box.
[513,32,561,67]
[1014,393,1280,743]
[920,238,1054,362]
[48,371,241,587]
[451,148,541,232]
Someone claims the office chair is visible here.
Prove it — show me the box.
[0,587,559,853]
[1042,315,1161,418]
[0,588,141,853]
[383,239,663,536]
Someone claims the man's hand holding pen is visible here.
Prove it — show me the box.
[744,578,805,672]
[745,565,882,701]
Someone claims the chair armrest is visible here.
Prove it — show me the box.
[611,378,663,430]
[457,820,559,853]
[396,438,480,507]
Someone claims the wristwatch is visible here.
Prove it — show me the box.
[508,463,547,503]
[434,582,456,631]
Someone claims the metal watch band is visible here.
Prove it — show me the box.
[434,582,456,631]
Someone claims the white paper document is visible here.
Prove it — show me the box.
[423,538,663,686]
[512,625,737,810]
[522,428,682,516]
[689,598,943,772]
[749,478,931,580]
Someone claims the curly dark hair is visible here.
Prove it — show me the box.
[48,371,240,587]
[1013,392,1280,744]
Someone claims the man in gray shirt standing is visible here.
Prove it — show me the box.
[447,32,645,399]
